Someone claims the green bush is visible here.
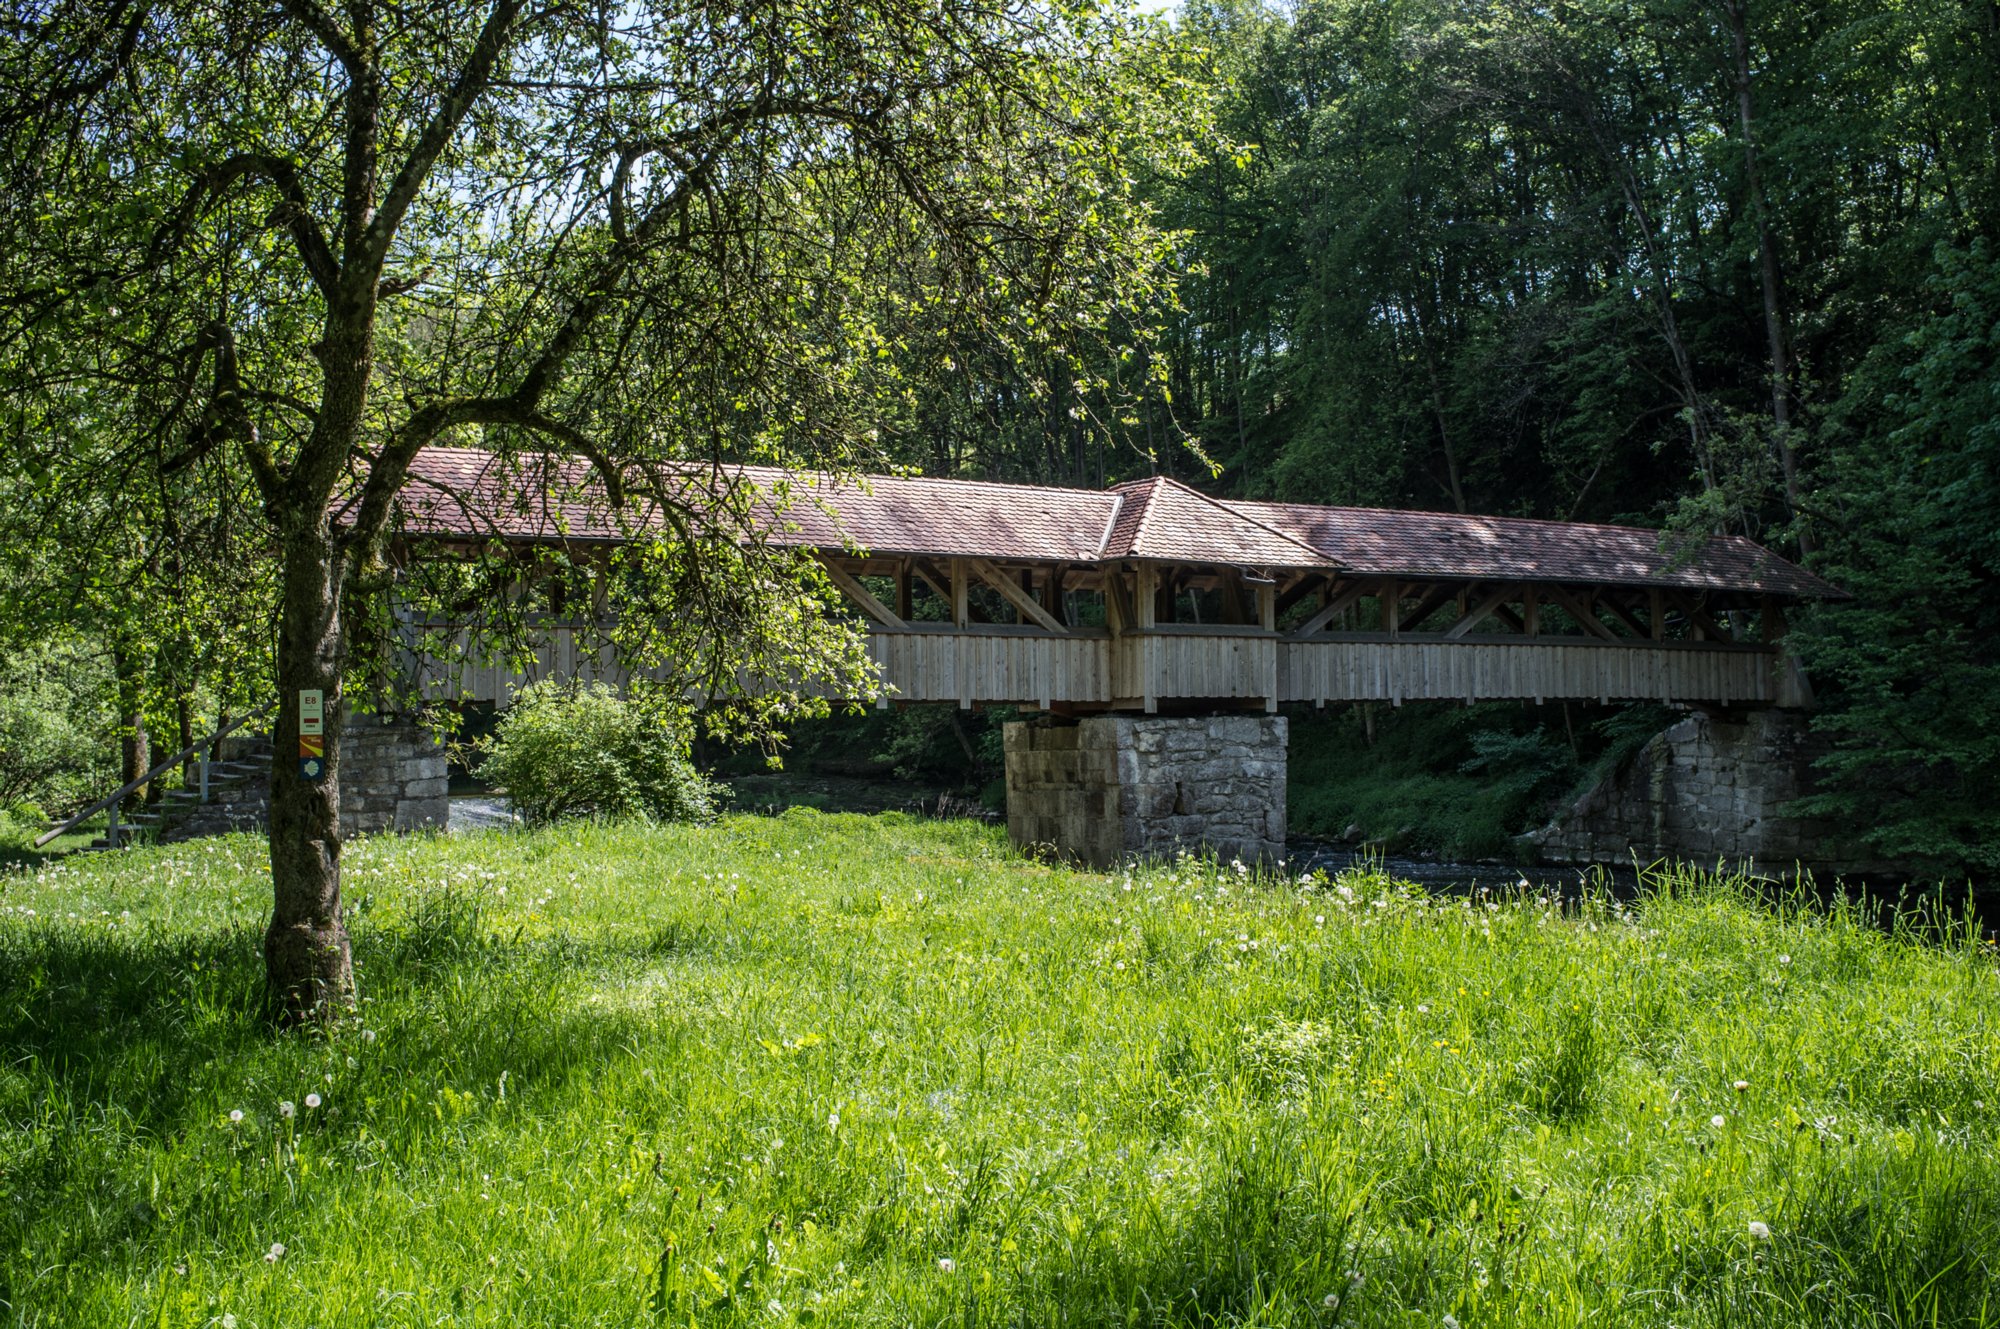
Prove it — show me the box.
[0,639,116,816]
[474,680,716,827]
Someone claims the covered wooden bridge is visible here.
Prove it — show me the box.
[394,447,1840,715]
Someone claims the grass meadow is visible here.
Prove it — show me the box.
[1,812,1996,1327]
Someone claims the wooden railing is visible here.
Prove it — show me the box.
[407,622,1777,712]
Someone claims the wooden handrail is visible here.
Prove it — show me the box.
[36,702,275,849]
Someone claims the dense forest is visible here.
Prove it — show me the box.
[862,0,2000,876]
[3,0,1995,877]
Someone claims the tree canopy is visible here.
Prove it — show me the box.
[0,0,1203,1017]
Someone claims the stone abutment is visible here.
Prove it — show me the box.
[1530,710,1884,876]
[1003,714,1287,869]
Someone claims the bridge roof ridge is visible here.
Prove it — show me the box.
[1104,475,1334,569]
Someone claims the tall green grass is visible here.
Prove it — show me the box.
[1,815,1994,1326]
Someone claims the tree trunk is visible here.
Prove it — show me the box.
[1722,0,1812,553]
[112,644,149,799]
[176,697,195,792]
[263,523,355,1023]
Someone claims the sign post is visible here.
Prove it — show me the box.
[298,688,326,781]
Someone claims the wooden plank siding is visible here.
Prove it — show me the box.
[1276,638,1773,706]
[413,623,1773,710]
[866,629,1114,708]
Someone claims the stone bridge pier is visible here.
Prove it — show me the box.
[1003,714,1287,869]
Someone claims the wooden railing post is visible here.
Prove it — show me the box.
[105,796,121,850]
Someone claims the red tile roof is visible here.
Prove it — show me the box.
[1231,500,1840,598]
[387,447,1842,598]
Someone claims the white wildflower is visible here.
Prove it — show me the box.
[937,1257,955,1274]
[1748,1220,1772,1241]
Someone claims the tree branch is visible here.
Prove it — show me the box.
[340,398,625,557]
[358,0,526,274]
[276,0,362,72]
[150,154,339,297]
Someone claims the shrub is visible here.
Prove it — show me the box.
[0,639,116,815]
[474,681,716,827]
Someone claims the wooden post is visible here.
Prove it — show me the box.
[1384,578,1400,637]
[1523,586,1539,638]
[1258,582,1276,631]
[1650,588,1665,641]
[1136,564,1158,630]
[951,558,969,629]
[896,558,912,621]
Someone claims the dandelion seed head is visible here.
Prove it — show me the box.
[1748,1220,1772,1241]
[278,1101,295,1119]
[264,1242,285,1263]
[305,1093,322,1109]
[937,1257,955,1274]
[1711,1114,1728,1129]
[228,1109,244,1123]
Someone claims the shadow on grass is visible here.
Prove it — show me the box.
[0,889,704,1144]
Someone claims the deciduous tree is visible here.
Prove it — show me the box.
[1,0,1194,1020]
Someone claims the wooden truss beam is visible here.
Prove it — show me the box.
[970,558,1068,633]
[1289,579,1374,637]
[1400,582,1464,633]
[1598,593,1651,640]
[1443,585,1520,639]
[818,557,906,631]
[1671,591,1733,643]
[1542,585,1621,642]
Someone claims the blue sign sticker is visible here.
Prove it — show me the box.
[299,756,324,781]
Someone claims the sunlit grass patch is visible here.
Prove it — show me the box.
[1,812,1995,1326]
